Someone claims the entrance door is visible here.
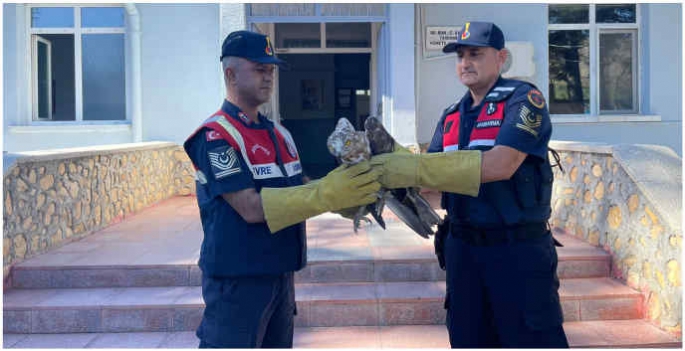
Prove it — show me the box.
[278,53,370,179]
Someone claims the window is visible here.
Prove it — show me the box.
[30,6,126,122]
[548,4,638,116]
[274,23,371,50]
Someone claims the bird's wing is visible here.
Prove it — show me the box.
[364,116,440,237]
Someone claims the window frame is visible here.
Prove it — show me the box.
[547,4,641,118]
[26,4,127,123]
[32,35,53,120]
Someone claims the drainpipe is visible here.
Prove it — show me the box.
[125,4,143,142]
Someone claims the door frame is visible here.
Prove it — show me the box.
[249,20,384,125]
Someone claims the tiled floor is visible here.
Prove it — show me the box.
[14,196,439,271]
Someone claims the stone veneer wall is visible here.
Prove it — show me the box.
[549,141,682,337]
[3,142,195,283]
[417,141,682,337]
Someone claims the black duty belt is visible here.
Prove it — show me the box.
[450,222,549,246]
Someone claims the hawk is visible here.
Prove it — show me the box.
[327,117,442,238]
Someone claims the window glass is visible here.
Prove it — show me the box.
[600,32,635,112]
[596,4,636,23]
[326,23,371,48]
[31,7,74,28]
[82,34,126,120]
[34,34,76,121]
[275,23,320,48]
[82,7,125,28]
[548,30,590,114]
[548,4,589,24]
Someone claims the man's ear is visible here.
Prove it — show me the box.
[498,48,509,66]
[225,67,236,86]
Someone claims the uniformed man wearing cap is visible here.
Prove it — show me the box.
[183,30,381,348]
[370,22,568,347]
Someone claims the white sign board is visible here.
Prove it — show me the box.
[425,26,460,51]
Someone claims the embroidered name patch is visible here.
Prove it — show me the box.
[208,145,241,179]
[475,119,502,129]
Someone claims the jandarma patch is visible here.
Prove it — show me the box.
[527,90,546,109]
[208,145,241,179]
[475,119,502,129]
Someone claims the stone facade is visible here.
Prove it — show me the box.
[3,142,195,282]
[550,142,681,338]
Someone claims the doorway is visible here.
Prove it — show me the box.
[278,53,371,179]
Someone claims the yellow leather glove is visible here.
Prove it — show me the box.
[369,151,482,197]
[261,161,381,233]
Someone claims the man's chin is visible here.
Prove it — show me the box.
[460,79,477,88]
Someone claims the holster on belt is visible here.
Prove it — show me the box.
[434,216,449,270]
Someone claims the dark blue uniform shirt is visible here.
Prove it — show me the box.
[184,100,306,278]
[429,77,554,228]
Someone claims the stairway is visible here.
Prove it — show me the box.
[3,196,681,348]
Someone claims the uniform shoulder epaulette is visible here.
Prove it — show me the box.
[484,78,540,103]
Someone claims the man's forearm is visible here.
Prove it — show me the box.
[223,189,265,223]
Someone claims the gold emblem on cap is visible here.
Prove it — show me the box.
[461,22,471,40]
[265,37,274,56]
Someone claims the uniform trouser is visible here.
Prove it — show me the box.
[444,231,569,348]
[197,272,296,348]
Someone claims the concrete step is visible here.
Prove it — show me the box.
[9,231,609,289]
[4,321,681,348]
[4,278,642,334]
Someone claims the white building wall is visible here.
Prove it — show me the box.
[388,4,416,146]
[220,3,247,40]
[138,4,222,145]
[3,4,21,129]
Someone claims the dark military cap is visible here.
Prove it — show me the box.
[443,21,505,53]
[220,30,287,68]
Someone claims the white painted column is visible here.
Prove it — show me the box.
[125,4,143,142]
[219,4,248,103]
[387,4,417,148]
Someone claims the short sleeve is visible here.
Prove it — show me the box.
[495,86,551,160]
[427,113,447,153]
[184,129,255,198]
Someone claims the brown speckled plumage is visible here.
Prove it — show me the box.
[327,117,442,237]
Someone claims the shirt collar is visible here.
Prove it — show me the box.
[221,99,273,129]
[462,76,504,113]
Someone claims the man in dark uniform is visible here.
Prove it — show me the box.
[184,30,380,348]
[371,22,568,347]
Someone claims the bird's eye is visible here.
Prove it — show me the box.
[345,140,351,147]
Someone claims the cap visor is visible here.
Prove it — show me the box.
[251,56,290,70]
[443,42,492,53]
